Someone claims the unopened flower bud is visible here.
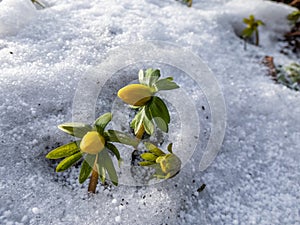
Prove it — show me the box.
[80,131,105,154]
[117,84,153,106]
[156,153,181,177]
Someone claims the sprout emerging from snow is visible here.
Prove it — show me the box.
[287,10,300,25]
[46,113,138,193]
[242,14,265,46]
[276,62,300,91]
[140,142,181,179]
[118,68,179,138]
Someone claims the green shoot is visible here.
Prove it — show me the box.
[242,14,265,46]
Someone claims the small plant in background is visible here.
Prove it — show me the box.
[183,0,193,7]
[276,62,300,91]
[287,10,300,25]
[118,68,179,139]
[242,14,265,47]
[285,10,300,55]
[46,113,138,193]
[139,142,181,179]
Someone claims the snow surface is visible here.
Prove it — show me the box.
[0,0,300,224]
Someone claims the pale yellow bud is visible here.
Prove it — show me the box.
[156,154,181,177]
[80,131,105,155]
[117,84,153,106]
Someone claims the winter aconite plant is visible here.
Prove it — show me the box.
[287,10,300,25]
[118,68,179,138]
[140,142,181,179]
[46,113,138,193]
[276,62,300,91]
[242,14,265,47]
[47,69,182,193]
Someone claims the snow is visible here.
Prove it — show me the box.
[0,0,300,224]
[0,0,37,37]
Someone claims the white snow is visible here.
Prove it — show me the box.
[0,0,299,224]
[0,0,37,37]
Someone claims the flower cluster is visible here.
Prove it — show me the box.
[46,68,181,193]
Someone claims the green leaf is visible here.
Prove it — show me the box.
[144,142,165,156]
[106,143,122,165]
[101,149,118,186]
[99,166,106,184]
[56,152,83,172]
[257,20,265,26]
[151,96,170,123]
[144,68,161,87]
[138,69,146,85]
[287,10,300,23]
[131,108,144,135]
[97,152,106,183]
[104,130,139,147]
[94,113,112,135]
[243,18,250,24]
[167,143,173,153]
[139,161,156,166]
[154,77,179,91]
[79,154,96,184]
[153,117,168,133]
[58,123,92,138]
[242,27,253,38]
[249,15,255,22]
[46,142,80,159]
[146,96,170,133]
[143,113,155,135]
[140,153,157,162]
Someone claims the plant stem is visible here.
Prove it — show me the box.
[255,29,259,46]
[88,156,98,193]
[88,169,98,193]
[136,124,145,140]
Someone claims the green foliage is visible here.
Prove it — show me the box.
[58,123,92,138]
[154,77,179,91]
[287,10,300,24]
[145,96,170,133]
[79,154,96,184]
[46,142,80,159]
[242,14,265,46]
[98,149,118,186]
[48,68,184,192]
[276,63,300,91]
[46,112,138,186]
[104,130,139,147]
[139,143,181,179]
[56,152,83,172]
[120,68,179,136]
[94,112,112,135]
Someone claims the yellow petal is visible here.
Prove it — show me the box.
[80,131,105,154]
[117,84,153,106]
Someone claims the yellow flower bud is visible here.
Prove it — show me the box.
[80,131,105,155]
[117,84,153,106]
[156,154,181,177]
